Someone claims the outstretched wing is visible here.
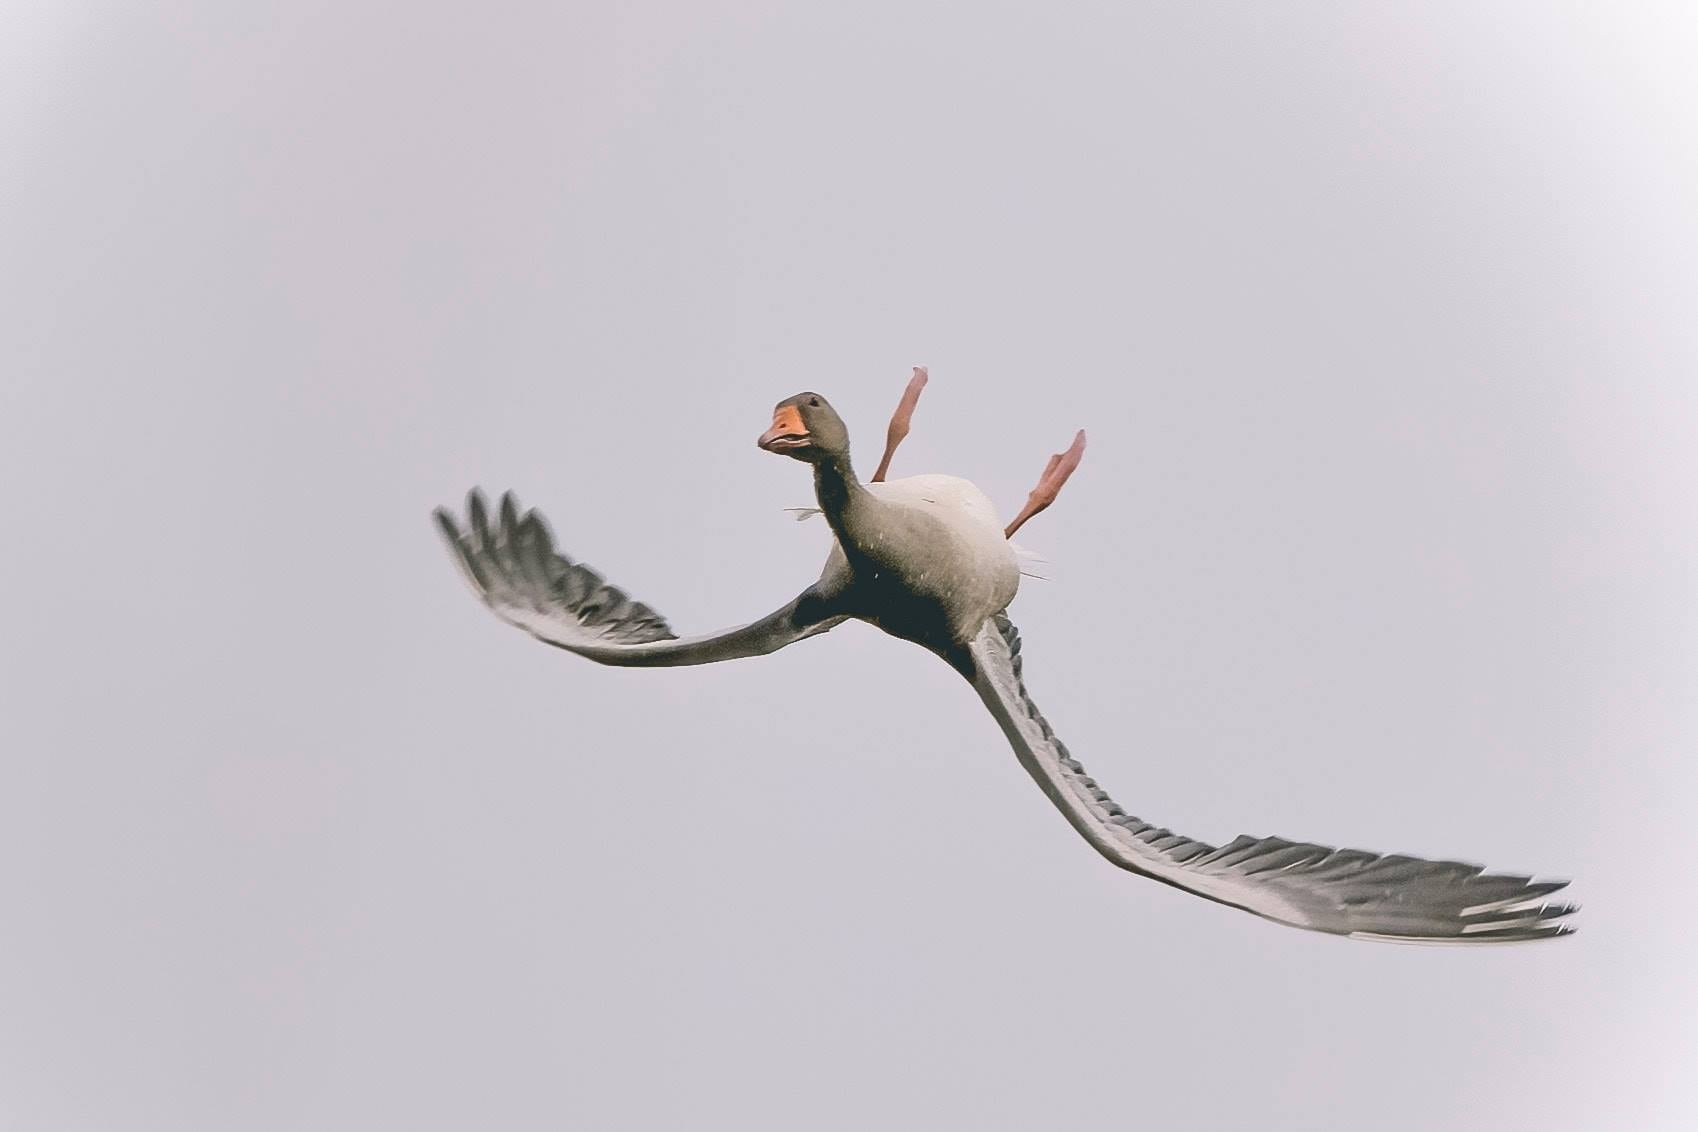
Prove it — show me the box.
[435,489,846,667]
[966,614,1576,943]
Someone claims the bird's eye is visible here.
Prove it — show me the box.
[809,397,821,407]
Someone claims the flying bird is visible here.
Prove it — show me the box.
[434,369,1575,943]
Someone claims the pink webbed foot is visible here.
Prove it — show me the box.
[1004,429,1086,538]
[870,366,929,484]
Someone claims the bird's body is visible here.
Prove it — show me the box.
[816,474,1019,655]
[435,382,1576,943]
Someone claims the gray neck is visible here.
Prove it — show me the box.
[812,449,877,551]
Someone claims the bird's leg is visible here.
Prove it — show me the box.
[1004,430,1086,538]
[870,366,929,483]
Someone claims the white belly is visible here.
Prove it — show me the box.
[866,474,1004,528]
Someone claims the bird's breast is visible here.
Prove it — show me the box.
[822,475,1019,641]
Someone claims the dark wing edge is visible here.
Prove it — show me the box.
[434,488,845,667]
[965,613,1577,943]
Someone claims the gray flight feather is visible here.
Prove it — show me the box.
[435,489,845,667]
[967,613,1575,943]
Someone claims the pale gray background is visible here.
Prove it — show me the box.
[3,2,1694,1129]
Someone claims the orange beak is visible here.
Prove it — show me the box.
[757,404,811,452]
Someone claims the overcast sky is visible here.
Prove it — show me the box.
[3,3,1696,1129]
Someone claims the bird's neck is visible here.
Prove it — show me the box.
[812,449,877,549]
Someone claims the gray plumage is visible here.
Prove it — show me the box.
[435,489,842,666]
[969,614,1575,942]
[436,391,1575,944]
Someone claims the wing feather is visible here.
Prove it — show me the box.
[436,489,844,667]
[967,613,1576,942]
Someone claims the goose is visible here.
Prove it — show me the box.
[434,372,1575,943]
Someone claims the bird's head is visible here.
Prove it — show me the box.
[757,392,849,463]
